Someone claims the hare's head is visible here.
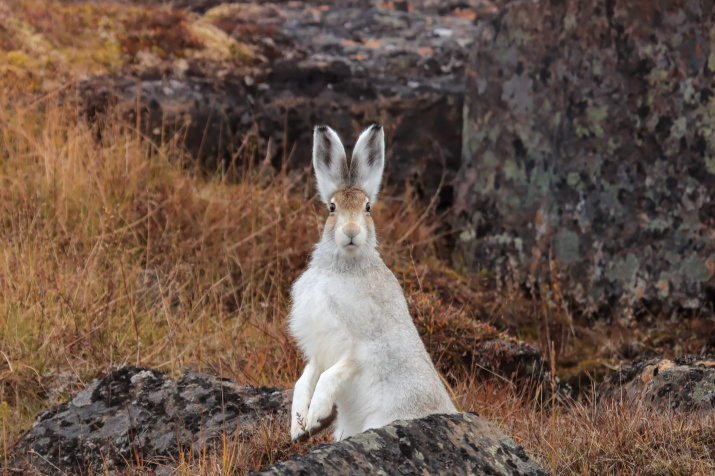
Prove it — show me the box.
[312,124,385,255]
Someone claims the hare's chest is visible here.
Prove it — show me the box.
[289,273,368,368]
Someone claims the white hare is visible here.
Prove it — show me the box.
[289,124,456,442]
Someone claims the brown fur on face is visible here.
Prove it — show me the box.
[324,186,374,233]
[334,187,369,212]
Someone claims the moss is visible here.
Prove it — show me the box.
[187,20,254,63]
[5,50,30,67]
[557,357,618,388]
[503,158,525,185]
[586,105,608,137]
[0,0,259,91]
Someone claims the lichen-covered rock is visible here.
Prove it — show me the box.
[456,0,715,319]
[172,0,503,17]
[79,1,484,203]
[11,368,547,475]
[475,338,544,379]
[597,355,715,411]
[251,412,548,476]
[10,367,288,475]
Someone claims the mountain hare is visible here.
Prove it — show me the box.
[289,124,456,442]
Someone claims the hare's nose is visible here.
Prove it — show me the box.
[342,223,360,238]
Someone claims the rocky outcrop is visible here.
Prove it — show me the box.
[472,338,545,380]
[9,367,547,475]
[10,367,289,475]
[172,0,504,16]
[456,0,715,319]
[79,1,487,203]
[251,412,548,476]
[598,355,715,411]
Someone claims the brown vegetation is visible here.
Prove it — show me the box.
[0,90,462,472]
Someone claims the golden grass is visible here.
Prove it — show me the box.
[0,92,450,450]
[456,378,715,476]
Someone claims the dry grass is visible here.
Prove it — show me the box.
[455,378,715,476]
[0,90,454,468]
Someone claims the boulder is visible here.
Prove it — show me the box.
[251,412,548,476]
[9,367,289,475]
[79,1,486,203]
[9,367,547,476]
[456,0,715,319]
[172,0,504,17]
[597,355,715,411]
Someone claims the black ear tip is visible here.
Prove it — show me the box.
[315,125,330,133]
[370,123,383,131]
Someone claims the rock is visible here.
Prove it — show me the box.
[79,1,484,203]
[250,412,548,476]
[10,368,547,475]
[10,367,289,475]
[597,355,715,411]
[472,338,546,381]
[171,0,504,18]
[456,0,715,319]
[80,76,249,174]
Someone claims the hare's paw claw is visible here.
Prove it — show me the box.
[291,425,308,443]
[305,402,338,437]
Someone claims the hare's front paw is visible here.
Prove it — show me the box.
[291,396,311,442]
[305,398,338,437]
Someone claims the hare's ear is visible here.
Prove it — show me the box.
[349,124,385,202]
[313,126,348,204]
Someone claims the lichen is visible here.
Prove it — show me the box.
[456,0,715,319]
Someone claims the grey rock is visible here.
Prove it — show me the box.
[598,355,715,412]
[171,0,504,17]
[78,1,484,204]
[251,412,548,476]
[10,368,548,476]
[456,0,715,319]
[10,367,289,475]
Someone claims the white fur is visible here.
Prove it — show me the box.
[289,125,456,442]
[312,126,348,204]
[350,124,385,203]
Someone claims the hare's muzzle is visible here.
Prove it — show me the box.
[342,222,360,242]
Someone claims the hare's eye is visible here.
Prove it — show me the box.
[329,203,336,213]
[365,202,371,213]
